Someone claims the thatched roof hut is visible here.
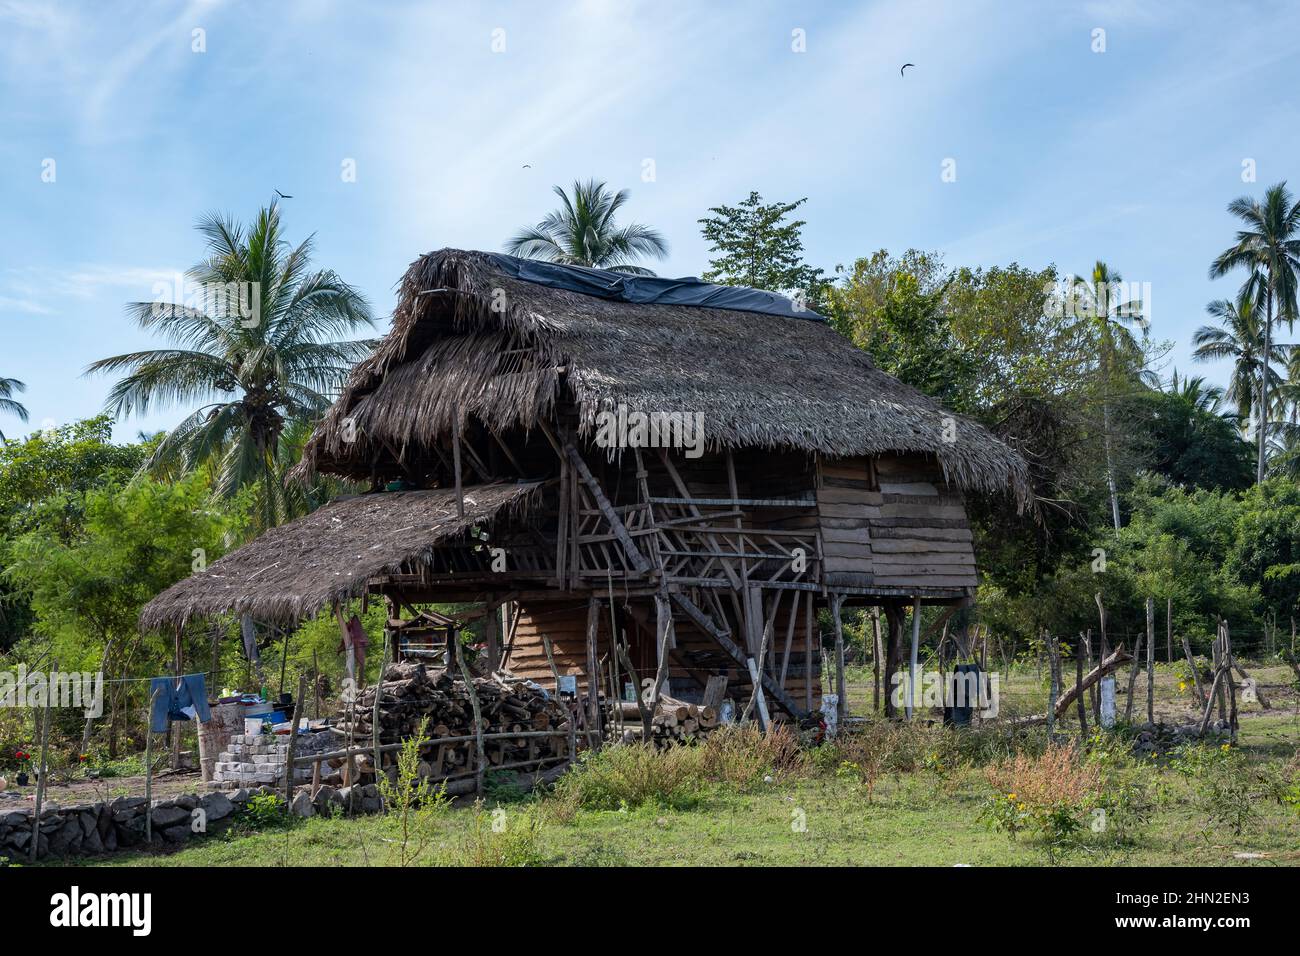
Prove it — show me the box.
[141,482,541,632]
[294,249,1030,506]
[144,248,1034,722]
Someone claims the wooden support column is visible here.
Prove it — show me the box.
[906,596,921,720]
[871,606,883,714]
[585,596,602,734]
[882,604,904,719]
[831,593,847,723]
[804,594,815,712]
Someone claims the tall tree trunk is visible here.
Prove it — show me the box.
[1257,289,1274,484]
[1101,325,1122,531]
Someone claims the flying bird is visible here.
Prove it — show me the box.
[274,189,293,199]
[522,164,532,169]
[900,63,914,77]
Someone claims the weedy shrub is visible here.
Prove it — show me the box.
[1171,742,1280,838]
[377,719,451,866]
[699,723,805,787]
[448,802,545,867]
[237,793,291,832]
[551,743,704,811]
[832,727,897,802]
[483,768,529,803]
[981,744,1103,862]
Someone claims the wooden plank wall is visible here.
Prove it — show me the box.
[817,453,977,591]
[504,594,822,713]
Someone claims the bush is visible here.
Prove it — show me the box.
[981,744,1103,862]
[447,803,545,867]
[1171,742,1279,837]
[238,793,290,832]
[552,743,704,811]
[699,724,805,787]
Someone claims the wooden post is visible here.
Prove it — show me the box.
[1211,630,1226,721]
[1074,633,1088,734]
[142,683,159,846]
[285,673,307,806]
[1045,633,1059,739]
[832,594,847,723]
[585,596,601,736]
[804,596,814,712]
[312,649,320,720]
[210,620,222,692]
[1166,597,1173,664]
[614,636,651,740]
[453,639,486,796]
[871,606,882,714]
[1222,621,1238,742]
[1145,597,1155,724]
[30,660,57,862]
[1182,635,1206,706]
[172,626,184,771]
[1085,627,1098,723]
[1125,625,1143,722]
[371,640,388,786]
[906,596,921,720]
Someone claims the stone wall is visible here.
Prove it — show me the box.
[0,782,385,863]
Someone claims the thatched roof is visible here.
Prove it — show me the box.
[140,482,540,631]
[295,250,1031,506]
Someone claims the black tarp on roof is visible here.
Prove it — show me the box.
[486,252,825,322]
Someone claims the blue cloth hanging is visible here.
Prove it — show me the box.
[149,674,212,733]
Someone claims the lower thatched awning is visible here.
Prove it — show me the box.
[140,482,542,632]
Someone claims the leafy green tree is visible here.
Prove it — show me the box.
[85,202,375,531]
[698,192,827,308]
[1209,182,1300,483]
[506,179,668,275]
[0,377,27,441]
[1136,374,1253,491]
[826,249,973,408]
[0,417,150,649]
[5,473,243,754]
[1192,287,1288,433]
[1225,479,1300,624]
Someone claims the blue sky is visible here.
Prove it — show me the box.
[2,0,1299,439]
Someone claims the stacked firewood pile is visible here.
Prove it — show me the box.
[607,696,721,749]
[334,662,572,781]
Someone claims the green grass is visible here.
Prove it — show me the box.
[57,663,1300,868]
[72,759,1299,868]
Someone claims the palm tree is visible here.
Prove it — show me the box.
[1071,261,1148,531]
[86,202,375,530]
[506,179,668,275]
[1167,370,1227,416]
[1209,182,1300,483]
[1192,288,1288,434]
[0,377,28,441]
